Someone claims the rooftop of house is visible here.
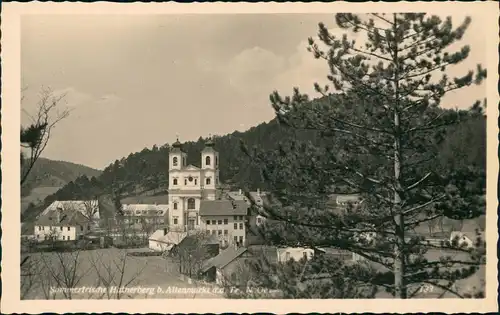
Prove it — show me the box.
[226,190,266,204]
[41,200,100,219]
[201,246,248,273]
[199,200,249,216]
[149,229,187,245]
[35,208,89,227]
[177,231,220,249]
[121,194,169,205]
[122,204,168,216]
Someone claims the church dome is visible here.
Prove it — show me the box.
[204,137,215,147]
[172,138,182,148]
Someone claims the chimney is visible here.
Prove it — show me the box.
[239,189,242,195]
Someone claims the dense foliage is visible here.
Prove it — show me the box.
[241,13,487,299]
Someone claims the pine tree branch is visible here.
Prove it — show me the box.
[405,172,433,191]
[370,13,394,26]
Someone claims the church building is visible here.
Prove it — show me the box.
[168,137,220,231]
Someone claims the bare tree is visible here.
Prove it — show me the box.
[28,248,92,300]
[21,86,71,186]
[82,200,100,227]
[88,249,148,299]
[176,230,216,278]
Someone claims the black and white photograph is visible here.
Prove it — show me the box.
[2,1,498,313]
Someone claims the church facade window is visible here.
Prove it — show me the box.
[173,178,178,185]
[173,202,178,210]
[206,178,211,185]
[173,157,178,166]
[187,198,195,210]
[205,156,211,166]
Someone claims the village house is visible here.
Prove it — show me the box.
[172,232,220,278]
[200,246,252,286]
[199,199,249,247]
[226,189,268,226]
[33,207,90,241]
[148,227,187,252]
[121,203,168,226]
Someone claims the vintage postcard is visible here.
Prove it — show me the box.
[1,1,498,313]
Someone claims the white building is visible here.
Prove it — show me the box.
[122,204,168,225]
[168,138,220,232]
[277,247,315,262]
[449,231,483,249]
[34,207,90,241]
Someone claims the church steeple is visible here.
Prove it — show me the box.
[169,135,187,171]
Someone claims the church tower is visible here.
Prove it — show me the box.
[201,136,219,200]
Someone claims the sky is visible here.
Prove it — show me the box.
[21,13,486,170]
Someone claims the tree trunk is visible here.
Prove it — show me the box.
[393,111,406,298]
[392,15,406,298]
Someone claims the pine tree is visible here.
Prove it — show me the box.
[243,13,486,298]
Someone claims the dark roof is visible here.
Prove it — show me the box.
[35,209,88,226]
[201,246,248,273]
[177,232,220,249]
[199,200,248,216]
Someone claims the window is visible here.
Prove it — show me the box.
[257,217,262,224]
[187,198,195,210]
[234,223,238,229]
[205,156,211,166]
[218,230,222,235]
[233,215,237,220]
[173,217,178,225]
[215,156,218,166]
[188,176,193,182]
[239,223,244,229]
[36,234,39,239]
[173,157,178,166]
[62,236,65,240]
[206,220,210,225]
[184,179,187,185]
[38,226,41,231]
[173,178,178,185]
[67,226,70,231]
[206,178,211,185]
[239,216,244,220]
[212,230,216,235]
[173,203,178,210]
[194,179,197,185]
[224,230,228,235]
[218,220,222,225]
[224,219,228,225]
[239,236,243,243]
[60,226,63,231]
